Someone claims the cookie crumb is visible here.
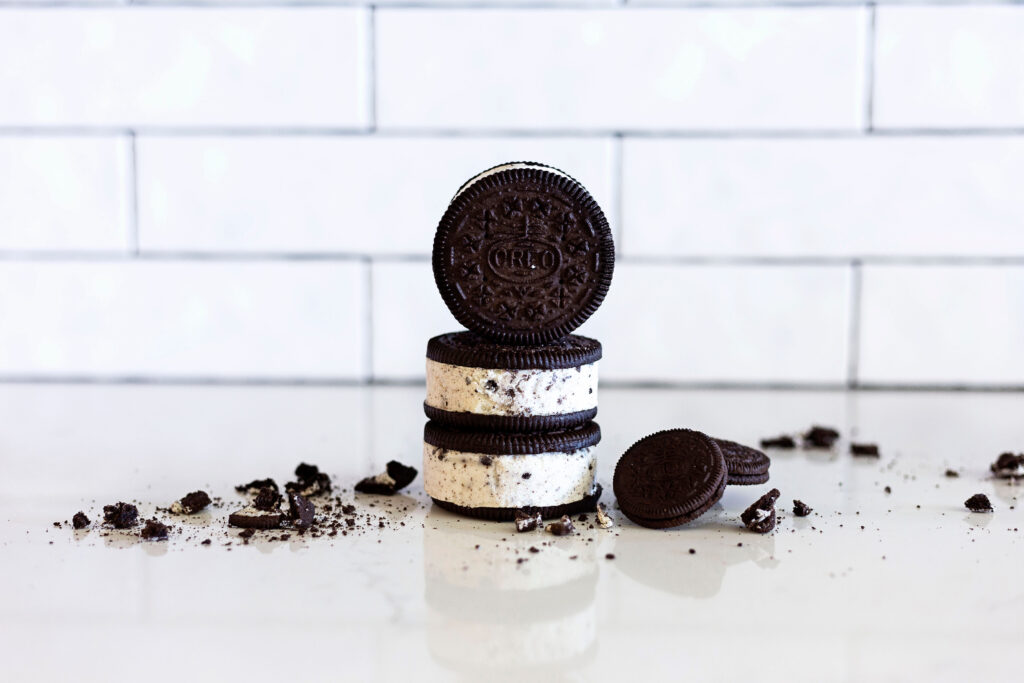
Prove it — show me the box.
[545,515,575,536]
[140,518,169,541]
[965,493,993,513]
[792,500,812,517]
[741,489,780,534]
[72,512,90,529]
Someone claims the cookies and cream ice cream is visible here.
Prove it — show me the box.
[425,360,597,418]
[424,443,597,509]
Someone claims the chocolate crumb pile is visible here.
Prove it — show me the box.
[850,443,880,457]
[990,453,1024,480]
[792,500,813,517]
[354,461,418,496]
[761,425,849,452]
[804,426,840,450]
[172,490,212,515]
[140,518,170,541]
[514,509,543,533]
[63,461,422,550]
[545,516,575,536]
[759,435,796,450]
[103,502,139,529]
[964,494,993,513]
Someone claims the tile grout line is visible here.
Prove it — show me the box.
[612,132,624,252]
[367,5,378,132]
[846,260,863,388]
[5,127,1024,139]
[128,131,140,256]
[5,251,1024,266]
[365,256,375,383]
[864,2,877,133]
[1,376,1022,393]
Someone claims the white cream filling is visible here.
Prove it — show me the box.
[452,162,572,202]
[424,444,596,509]
[426,359,597,418]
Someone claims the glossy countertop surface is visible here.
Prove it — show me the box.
[1,384,1021,682]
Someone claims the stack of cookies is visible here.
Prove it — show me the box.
[422,162,615,521]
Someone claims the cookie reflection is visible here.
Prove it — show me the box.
[422,507,609,680]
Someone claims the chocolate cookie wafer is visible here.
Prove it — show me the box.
[715,438,771,485]
[613,429,727,529]
[425,331,600,432]
[433,162,615,345]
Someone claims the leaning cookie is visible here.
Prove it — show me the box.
[425,331,600,433]
[715,438,771,486]
[424,421,601,521]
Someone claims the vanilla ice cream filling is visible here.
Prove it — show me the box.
[424,444,597,509]
[425,359,598,417]
[452,162,572,202]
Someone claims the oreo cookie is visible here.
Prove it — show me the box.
[424,422,601,520]
[425,331,601,432]
[433,162,615,344]
[715,438,771,486]
[613,429,727,529]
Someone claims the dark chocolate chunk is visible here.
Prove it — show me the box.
[803,426,840,449]
[288,492,316,531]
[175,490,211,514]
[612,429,727,529]
[103,502,139,529]
[990,453,1024,479]
[741,488,780,534]
[546,515,575,536]
[235,478,278,494]
[72,512,90,529]
[793,500,813,517]
[715,438,771,485]
[433,162,615,344]
[760,435,796,450]
[514,509,542,532]
[285,463,332,497]
[140,518,169,541]
[851,443,880,457]
[354,460,418,495]
[253,487,281,512]
[965,493,993,513]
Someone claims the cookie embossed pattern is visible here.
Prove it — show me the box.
[423,162,614,521]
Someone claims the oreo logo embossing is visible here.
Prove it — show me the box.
[486,240,562,283]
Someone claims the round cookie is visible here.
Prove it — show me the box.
[612,429,727,529]
[433,162,615,345]
[425,331,601,432]
[715,438,771,486]
[424,422,602,520]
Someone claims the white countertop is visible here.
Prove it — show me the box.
[1,384,1021,682]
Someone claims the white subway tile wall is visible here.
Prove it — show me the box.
[0,4,1021,388]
